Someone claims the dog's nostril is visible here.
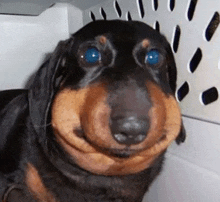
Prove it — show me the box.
[114,133,128,143]
[134,133,146,142]
[111,116,149,145]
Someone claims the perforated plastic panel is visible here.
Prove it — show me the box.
[83,0,220,124]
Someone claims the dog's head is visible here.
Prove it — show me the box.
[29,20,185,175]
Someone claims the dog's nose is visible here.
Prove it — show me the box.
[111,116,149,145]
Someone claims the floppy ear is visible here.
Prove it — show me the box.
[175,122,186,144]
[0,91,28,172]
[0,90,28,150]
[166,44,186,144]
[28,38,74,138]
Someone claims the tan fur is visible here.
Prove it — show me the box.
[26,163,58,202]
[142,39,150,48]
[51,82,181,175]
[99,35,107,44]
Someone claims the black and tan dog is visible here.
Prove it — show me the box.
[0,20,185,202]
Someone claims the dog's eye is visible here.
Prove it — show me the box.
[84,47,100,63]
[145,50,160,65]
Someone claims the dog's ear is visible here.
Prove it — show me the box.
[0,91,28,153]
[28,38,74,137]
[175,121,186,144]
[165,43,186,144]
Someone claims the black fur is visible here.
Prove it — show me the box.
[0,20,185,202]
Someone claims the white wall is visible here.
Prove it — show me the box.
[68,3,83,34]
[144,117,220,202]
[0,3,82,90]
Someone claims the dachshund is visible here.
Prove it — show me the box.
[0,20,185,202]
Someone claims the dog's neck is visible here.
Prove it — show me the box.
[41,148,165,202]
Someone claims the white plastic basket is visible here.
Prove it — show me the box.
[84,0,220,124]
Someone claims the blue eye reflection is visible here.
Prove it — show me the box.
[145,50,160,65]
[84,47,100,63]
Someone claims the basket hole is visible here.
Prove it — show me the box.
[90,11,96,21]
[169,0,175,11]
[154,21,160,32]
[177,82,189,102]
[153,0,158,11]
[187,0,198,21]
[205,12,220,41]
[114,1,122,18]
[138,0,145,18]
[127,12,132,21]
[100,7,107,20]
[173,25,181,53]
[201,87,218,105]
[189,48,202,73]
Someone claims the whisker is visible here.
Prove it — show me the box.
[32,123,52,128]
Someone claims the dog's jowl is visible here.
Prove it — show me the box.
[0,20,185,202]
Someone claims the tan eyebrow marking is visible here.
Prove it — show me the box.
[142,39,150,48]
[99,35,107,44]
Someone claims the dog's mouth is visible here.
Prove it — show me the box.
[104,148,137,158]
[74,127,140,158]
